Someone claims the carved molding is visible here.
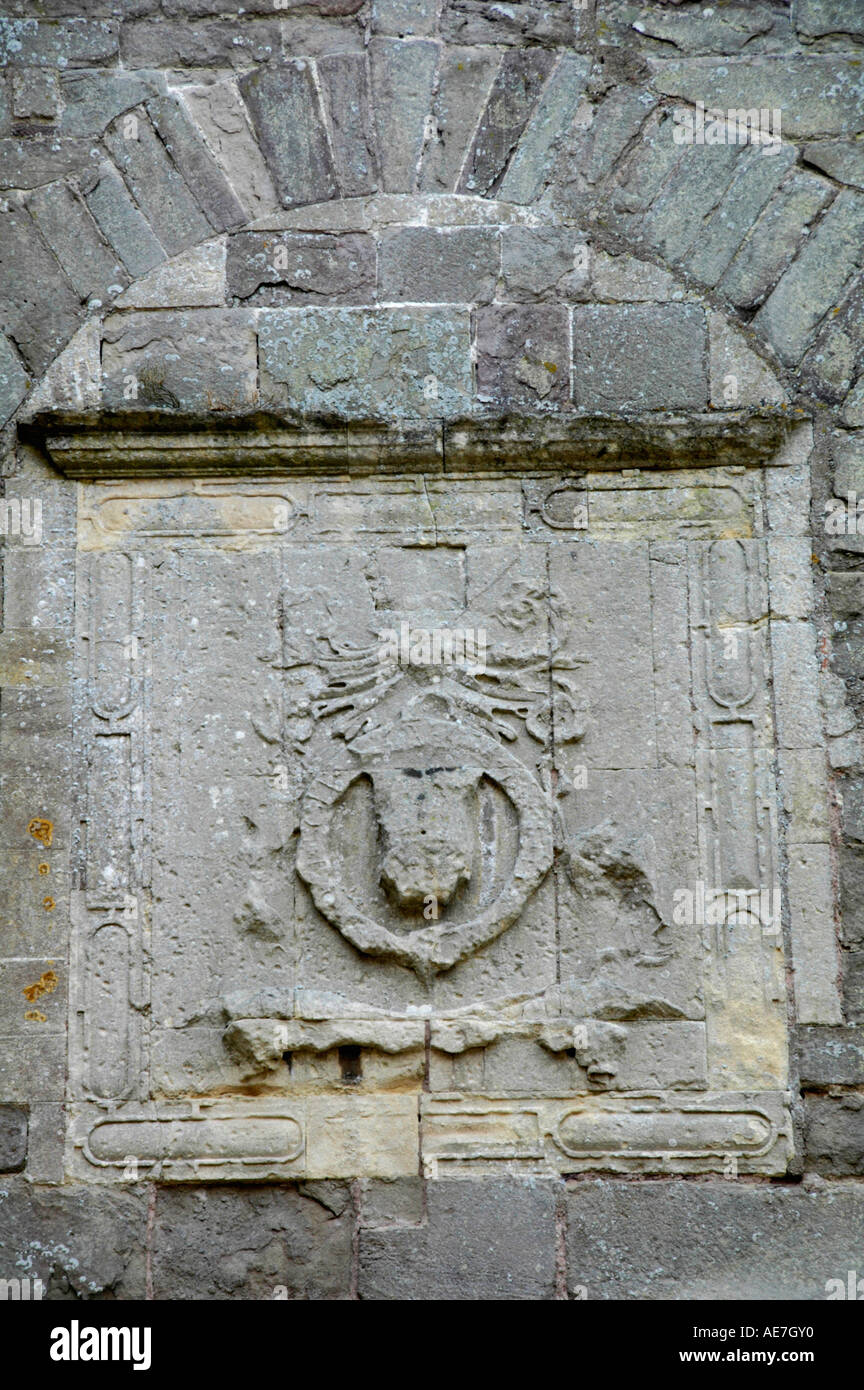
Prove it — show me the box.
[26,410,789,478]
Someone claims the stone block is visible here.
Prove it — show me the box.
[0,1105,27,1172]
[82,160,166,280]
[458,48,554,197]
[378,226,499,303]
[799,1026,864,1086]
[795,0,864,41]
[121,18,280,68]
[259,305,472,420]
[27,180,128,307]
[501,226,590,303]
[419,46,500,195]
[101,308,257,412]
[228,230,375,306]
[104,110,211,259]
[0,1178,148,1298]
[498,52,590,205]
[318,53,378,197]
[441,0,585,47]
[572,303,707,411]
[151,1185,353,1299]
[240,61,337,209]
[804,1092,864,1176]
[11,67,58,120]
[147,95,247,233]
[0,204,81,374]
[178,80,279,221]
[789,843,843,1026]
[0,17,118,67]
[566,1180,864,1299]
[359,1180,558,1299]
[755,190,864,367]
[720,171,831,310]
[476,303,569,409]
[0,331,29,426]
[369,37,438,193]
[652,57,864,139]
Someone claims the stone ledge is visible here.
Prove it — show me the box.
[25,408,791,478]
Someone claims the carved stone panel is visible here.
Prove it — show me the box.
[66,460,799,1181]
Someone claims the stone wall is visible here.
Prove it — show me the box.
[1,0,864,1300]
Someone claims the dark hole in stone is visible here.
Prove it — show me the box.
[282,1051,293,1072]
[565,1048,577,1059]
[339,1045,362,1083]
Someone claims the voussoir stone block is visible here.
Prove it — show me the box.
[572,303,708,411]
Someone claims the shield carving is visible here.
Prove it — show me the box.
[295,718,554,976]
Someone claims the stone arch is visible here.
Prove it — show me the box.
[2,25,860,425]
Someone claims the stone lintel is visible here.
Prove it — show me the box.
[24,409,791,478]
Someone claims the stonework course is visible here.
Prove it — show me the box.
[1,0,864,1305]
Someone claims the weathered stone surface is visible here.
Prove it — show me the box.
[103,111,211,258]
[419,46,500,195]
[121,18,280,68]
[501,226,590,302]
[179,81,279,222]
[799,1026,864,1086]
[476,303,569,408]
[0,1104,27,1171]
[151,1185,353,1299]
[0,1179,148,1298]
[0,330,29,425]
[572,303,707,411]
[147,95,247,233]
[459,48,554,197]
[0,17,118,66]
[371,0,438,37]
[804,1092,864,1175]
[240,62,337,209]
[498,52,591,206]
[652,57,864,139]
[259,304,472,418]
[0,136,97,190]
[566,1180,864,1299]
[114,240,225,310]
[318,53,378,197]
[719,171,832,311]
[627,2,780,54]
[27,180,128,307]
[101,308,257,411]
[228,230,375,305]
[441,0,585,47]
[686,145,797,288]
[378,226,499,303]
[360,1180,558,1299]
[795,0,864,41]
[804,140,864,192]
[58,71,160,138]
[755,190,864,366]
[11,67,58,120]
[369,37,438,193]
[0,204,81,374]
[82,160,166,280]
[280,12,367,56]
